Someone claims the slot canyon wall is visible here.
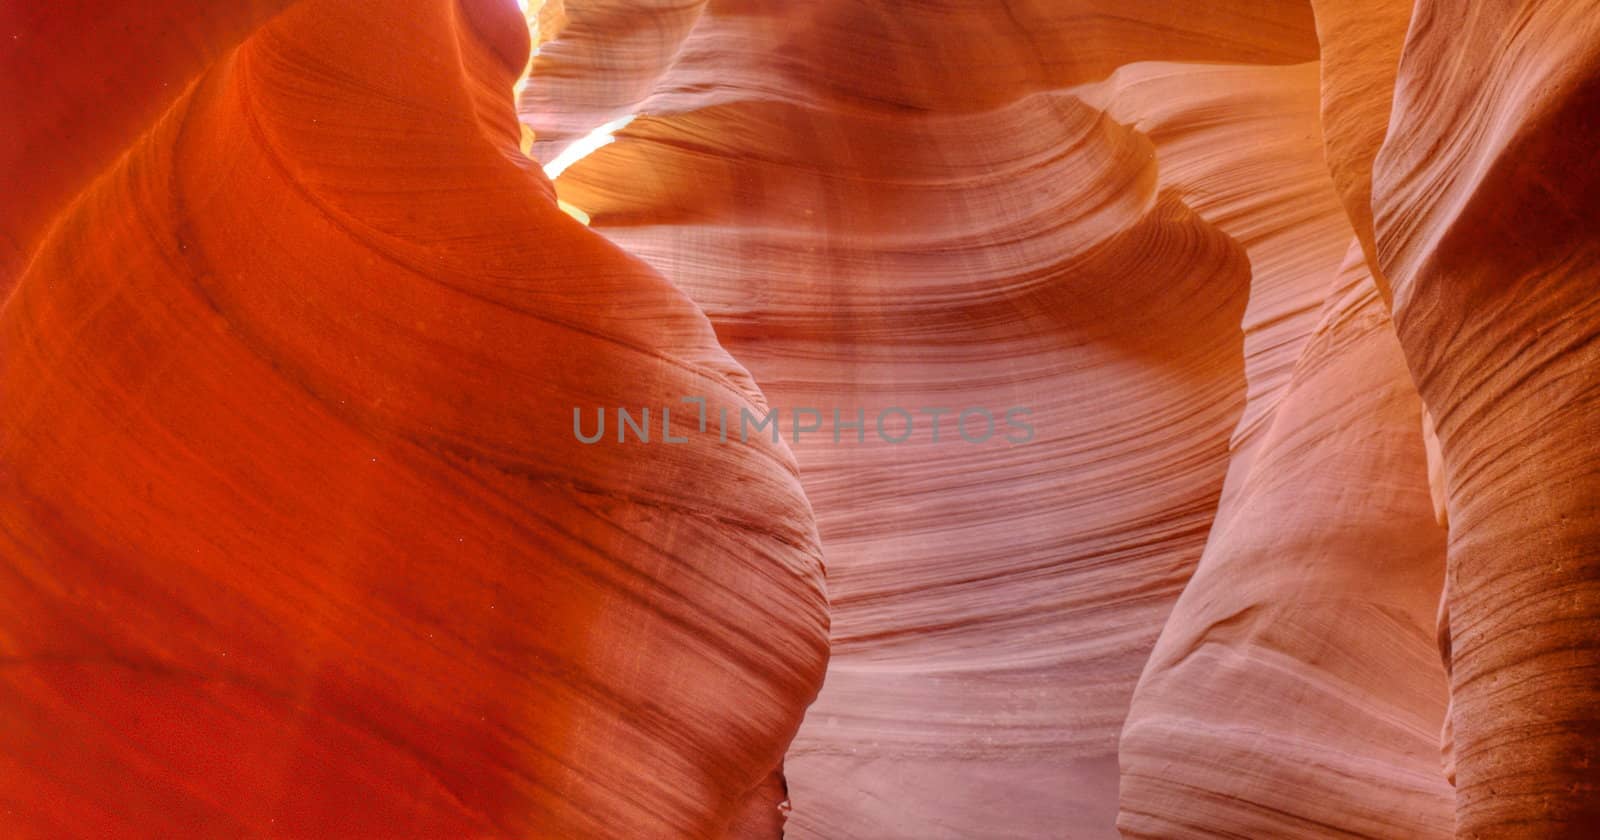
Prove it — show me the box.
[2,1,826,836]
[3,0,1598,838]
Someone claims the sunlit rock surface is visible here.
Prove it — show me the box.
[519,1,1431,836]
[1119,244,1455,839]
[0,1,826,836]
[8,0,1600,836]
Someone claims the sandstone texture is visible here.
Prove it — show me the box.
[6,0,1599,837]
[3,1,825,836]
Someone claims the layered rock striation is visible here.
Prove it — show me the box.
[7,0,1600,837]
[3,1,826,836]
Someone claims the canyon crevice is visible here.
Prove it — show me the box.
[5,0,1599,837]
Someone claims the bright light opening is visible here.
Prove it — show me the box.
[542,114,636,180]
[556,200,592,225]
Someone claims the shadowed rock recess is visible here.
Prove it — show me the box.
[3,0,1597,837]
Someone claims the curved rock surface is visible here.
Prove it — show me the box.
[11,0,1600,837]
[550,85,1253,840]
[1,1,826,836]
[1308,0,1412,296]
[520,1,1398,836]
[0,0,295,285]
[519,0,1319,161]
[1119,243,1455,839]
[1375,0,1600,835]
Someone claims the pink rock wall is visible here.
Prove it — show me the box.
[8,0,1600,836]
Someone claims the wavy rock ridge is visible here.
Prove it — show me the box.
[7,0,1600,837]
[3,1,825,836]
[522,0,1600,837]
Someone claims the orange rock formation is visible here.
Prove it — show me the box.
[6,0,1599,837]
[3,1,825,836]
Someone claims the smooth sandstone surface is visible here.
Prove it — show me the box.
[0,0,296,285]
[8,0,1600,837]
[1,1,826,837]
[550,85,1254,839]
[1119,243,1455,839]
[520,1,1436,836]
[1308,0,1413,297]
[1376,0,1600,835]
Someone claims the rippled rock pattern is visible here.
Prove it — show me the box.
[7,0,1600,837]
[3,1,825,836]
[1376,1,1600,835]
[520,0,1432,836]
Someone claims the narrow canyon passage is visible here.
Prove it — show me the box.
[5,0,1600,837]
